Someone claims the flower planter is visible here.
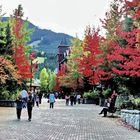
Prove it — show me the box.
[0,100,16,107]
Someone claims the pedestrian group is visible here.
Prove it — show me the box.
[15,88,43,121]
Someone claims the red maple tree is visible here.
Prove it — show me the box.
[95,0,140,82]
[78,26,102,85]
[12,5,34,79]
[54,64,67,91]
[106,28,140,77]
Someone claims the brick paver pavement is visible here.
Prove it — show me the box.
[0,99,140,140]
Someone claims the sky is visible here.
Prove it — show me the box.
[0,0,112,39]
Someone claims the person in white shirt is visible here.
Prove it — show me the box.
[77,94,81,104]
[20,89,28,108]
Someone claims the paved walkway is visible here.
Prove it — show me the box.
[0,99,140,140]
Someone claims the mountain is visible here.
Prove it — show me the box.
[28,22,73,53]
[2,17,73,53]
[28,22,73,70]
[2,17,73,70]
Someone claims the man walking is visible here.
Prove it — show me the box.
[27,91,34,121]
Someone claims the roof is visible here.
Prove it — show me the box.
[58,37,69,47]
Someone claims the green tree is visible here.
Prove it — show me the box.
[5,21,14,60]
[48,71,56,92]
[0,11,6,55]
[40,68,49,92]
[59,37,84,91]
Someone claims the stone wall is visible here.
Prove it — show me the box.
[121,109,140,131]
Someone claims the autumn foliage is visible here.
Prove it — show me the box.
[106,29,140,77]
[0,56,21,84]
[78,27,102,85]
[12,5,34,79]
[54,64,67,91]
[57,0,140,94]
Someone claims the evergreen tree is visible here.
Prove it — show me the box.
[5,22,14,59]
[0,9,6,55]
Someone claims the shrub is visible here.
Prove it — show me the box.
[0,90,10,100]
[83,91,99,99]
[115,95,128,109]
[118,85,130,95]
[102,88,111,98]
[0,88,19,100]
[133,98,140,110]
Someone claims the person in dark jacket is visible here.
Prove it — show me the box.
[38,92,43,104]
[15,95,23,120]
[70,94,74,106]
[99,97,116,117]
[27,91,34,121]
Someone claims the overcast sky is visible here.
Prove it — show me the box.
[0,0,112,39]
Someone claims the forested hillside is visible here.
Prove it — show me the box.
[2,17,73,70]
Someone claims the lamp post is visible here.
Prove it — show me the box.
[30,58,33,90]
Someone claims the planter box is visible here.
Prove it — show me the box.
[121,109,140,131]
[0,100,16,107]
[84,99,96,104]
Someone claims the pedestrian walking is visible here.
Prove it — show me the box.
[74,94,77,105]
[38,92,43,104]
[27,91,34,121]
[55,91,58,99]
[65,94,70,106]
[15,95,23,120]
[20,89,28,108]
[31,90,36,107]
[77,94,81,104]
[49,91,55,109]
[35,94,39,107]
[70,94,74,106]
